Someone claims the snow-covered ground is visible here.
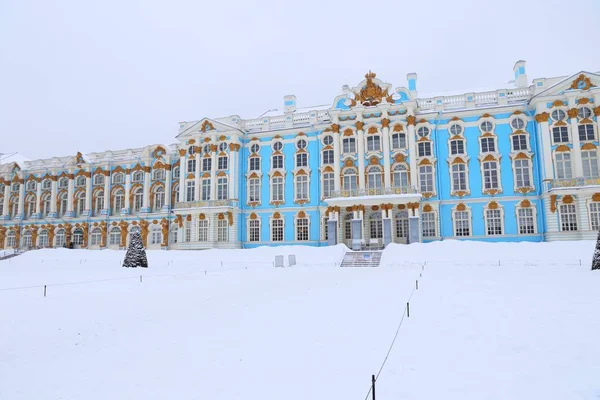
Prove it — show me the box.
[1,241,599,400]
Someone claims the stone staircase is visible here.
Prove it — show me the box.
[340,251,382,268]
[0,250,24,261]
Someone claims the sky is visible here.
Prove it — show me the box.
[1,0,599,161]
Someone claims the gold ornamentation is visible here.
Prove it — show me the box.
[453,190,468,198]
[570,74,595,91]
[330,124,340,133]
[488,201,499,210]
[397,204,406,210]
[407,202,419,216]
[368,126,378,134]
[578,98,589,105]
[174,214,183,228]
[99,221,107,247]
[418,158,432,166]
[393,124,404,132]
[567,108,578,119]
[593,193,600,202]
[160,218,169,247]
[343,128,354,137]
[520,199,531,208]
[534,112,549,123]
[550,195,557,213]
[555,145,570,152]
[356,121,364,131]
[516,187,534,194]
[188,139,196,145]
[178,149,187,157]
[395,154,405,163]
[582,143,597,150]
[451,157,466,164]
[456,203,466,212]
[406,115,416,126]
[139,219,149,247]
[369,157,379,165]
[350,71,393,107]
[273,212,281,219]
[562,195,574,204]
[186,214,192,221]
[381,118,390,128]
[423,204,433,212]
[118,220,128,247]
[201,120,214,132]
[594,106,600,117]
[552,100,566,107]
[482,154,498,162]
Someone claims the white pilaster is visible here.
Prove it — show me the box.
[178,151,186,203]
[382,123,391,188]
[210,138,218,201]
[142,165,151,212]
[406,110,418,188]
[124,173,131,214]
[194,152,201,201]
[357,123,366,190]
[2,183,10,216]
[103,171,111,214]
[535,106,554,181]
[66,173,74,213]
[567,97,583,177]
[50,177,57,215]
[164,165,172,211]
[229,145,237,200]
[333,128,341,191]
[35,177,42,216]
[85,174,92,214]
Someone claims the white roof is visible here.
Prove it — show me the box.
[0,152,30,166]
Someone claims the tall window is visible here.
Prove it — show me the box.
[579,124,595,141]
[23,231,32,248]
[514,159,531,188]
[59,178,69,189]
[55,229,66,247]
[590,202,600,231]
[94,191,104,215]
[73,228,84,246]
[367,136,381,152]
[454,210,470,236]
[450,139,465,155]
[187,159,196,174]
[132,172,143,183]
[25,196,35,219]
[249,178,260,203]
[218,156,228,170]
[249,220,260,242]
[417,142,432,157]
[555,153,573,179]
[323,172,334,198]
[485,209,503,235]
[272,155,283,169]
[172,167,180,179]
[483,161,499,190]
[170,225,178,244]
[322,150,334,165]
[395,211,409,239]
[392,165,409,189]
[90,228,102,246]
[202,158,212,172]
[76,176,86,187]
[217,219,228,242]
[272,176,284,202]
[76,192,86,216]
[39,230,49,247]
[198,219,209,242]
[296,153,308,168]
[422,212,436,237]
[512,134,528,151]
[58,193,68,217]
[559,204,577,231]
[451,164,467,191]
[186,181,195,202]
[581,150,599,178]
[152,169,165,180]
[217,177,228,200]
[113,189,124,214]
[272,218,284,241]
[109,227,120,246]
[150,226,162,245]
[552,126,569,143]
[480,137,496,153]
[295,175,309,200]
[344,214,352,240]
[343,168,358,191]
[366,166,382,190]
[7,231,16,248]
[518,208,535,234]
[201,178,211,201]
[296,218,309,241]
[343,137,356,153]
[369,213,383,239]
[418,165,434,192]
[43,179,52,189]
[249,157,260,171]
[153,187,165,211]
[391,132,406,150]
[133,187,143,212]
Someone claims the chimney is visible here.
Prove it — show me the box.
[284,95,297,113]
[513,60,527,88]
[407,73,417,96]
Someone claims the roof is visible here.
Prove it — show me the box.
[0,152,30,166]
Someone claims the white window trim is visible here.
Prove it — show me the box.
[558,201,578,232]
[553,150,573,180]
[421,208,438,238]
[588,200,600,231]
[417,162,436,196]
[293,172,310,203]
[451,205,472,238]
[448,159,471,196]
[515,205,538,235]
[483,205,505,236]
[246,174,262,206]
[270,216,285,242]
[478,154,503,195]
[269,173,285,204]
[247,217,261,243]
[510,155,535,192]
[294,214,311,242]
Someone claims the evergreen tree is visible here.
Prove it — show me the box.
[123,230,148,268]
[593,231,600,271]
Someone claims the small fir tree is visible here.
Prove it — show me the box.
[593,231,600,271]
[123,230,148,268]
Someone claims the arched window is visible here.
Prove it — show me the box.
[38,229,49,247]
[41,193,51,217]
[26,180,36,191]
[395,211,409,239]
[59,178,69,189]
[75,176,86,187]
[25,195,36,219]
[42,179,51,190]
[7,231,16,248]
[23,230,32,248]
[73,228,84,246]
[152,169,165,180]
[94,174,105,186]
[153,186,165,212]
[369,213,383,239]
[55,229,66,247]
[172,167,180,179]
[132,187,143,212]
[392,164,409,189]
[366,166,382,191]
[112,173,124,184]
[150,225,162,245]
[109,227,121,246]
[94,190,104,215]
[10,195,19,217]
[58,192,68,217]
[75,191,86,216]
[132,171,144,183]
[113,189,125,214]
[342,167,358,192]
[90,228,102,246]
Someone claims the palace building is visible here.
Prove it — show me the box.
[1,61,600,250]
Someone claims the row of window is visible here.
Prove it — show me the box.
[452,207,536,237]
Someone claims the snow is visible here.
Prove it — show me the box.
[1,241,599,400]
[0,152,30,166]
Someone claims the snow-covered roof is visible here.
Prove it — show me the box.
[0,152,30,166]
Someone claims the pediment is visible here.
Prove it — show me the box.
[334,71,413,110]
[176,118,240,139]
[532,71,600,99]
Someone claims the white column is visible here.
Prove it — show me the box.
[567,103,584,177]
[66,173,74,213]
[164,165,172,210]
[2,183,10,216]
[357,122,366,190]
[103,171,111,213]
[406,114,418,188]
[210,140,218,201]
[333,127,341,191]
[35,177,42,215]
[142,166,151,211]
[535,110,554,181]
[382,121,391,188]
[50,177,57,214]
[228,145,237,199]
[124,173,131,213]
[17,178,25,217]
[85,173,92,213]
[194,152,201,201]
[178,150,186,203]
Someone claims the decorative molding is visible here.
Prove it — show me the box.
[534,112,549,123]
[570,74,595,91]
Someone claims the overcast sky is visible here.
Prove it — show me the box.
[1,0,599,160]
